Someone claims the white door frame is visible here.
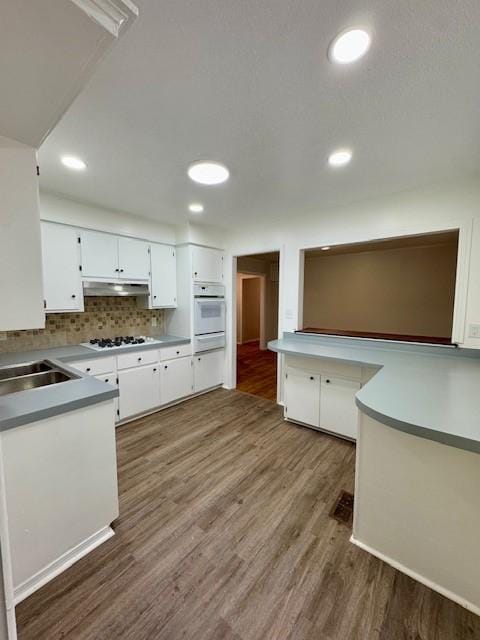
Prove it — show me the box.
[230,249,283,402]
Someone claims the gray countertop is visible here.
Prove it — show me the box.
[0,335,190,366]
[269,333,480,454]
[0,335,190,431]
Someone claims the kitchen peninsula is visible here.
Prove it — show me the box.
[269,332,480,615]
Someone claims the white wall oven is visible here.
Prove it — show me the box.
[194,283,225,352]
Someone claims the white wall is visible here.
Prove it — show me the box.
[40,191,176,245]
[0,136,44,331]
[219,177,480,388]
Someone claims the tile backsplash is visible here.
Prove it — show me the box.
[0,297,167,354]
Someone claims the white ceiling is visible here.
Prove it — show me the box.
[39,0,480,228]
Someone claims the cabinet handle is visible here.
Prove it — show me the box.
[176,350,180,355]
[310,376,314,381]
[153,295,157,299]
[71,294,76,299]
[198,357,201,361]
[120,269,124,273]
[326,379,331,384]
[153,368,157,372]
[194,271,198,276]
[105,378,109,383]
[164,365,168,369]
[138,357,142,362]
[86,367,91,372]
[115,268,119,272]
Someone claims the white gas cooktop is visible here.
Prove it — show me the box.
[81,336,162,351]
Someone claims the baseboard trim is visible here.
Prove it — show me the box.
[350,535,480,617]
[116,385,224,426]
[14,526,114,605]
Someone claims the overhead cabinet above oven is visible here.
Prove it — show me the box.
[80,230,150,281]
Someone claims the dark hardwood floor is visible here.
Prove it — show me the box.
[17,389,480,639]
[236,341,277,401]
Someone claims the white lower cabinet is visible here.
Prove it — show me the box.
[160,357,194,405]
[118,364,160,421]
[284,365,361,441]
[284,368,320,428]
[320,376,361,440]
[194,349,224,393]
[94,372,120,422]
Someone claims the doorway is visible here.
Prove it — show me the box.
[235,252,280,401]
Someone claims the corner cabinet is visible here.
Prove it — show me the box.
[150,243,177,308]
[41,222,83,312]
[192,246,224,283]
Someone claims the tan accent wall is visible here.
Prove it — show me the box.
[0,297,166,354]
[303,243,457,337]
[241,278,261,342]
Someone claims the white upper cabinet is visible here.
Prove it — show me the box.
[150,244,177,307]
[80,231,149,280]
[41,222,83,312]
[80,230,118,279]
[192,246,224,283]
[118,237,149,280]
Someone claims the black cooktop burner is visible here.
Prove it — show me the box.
[89,336,146,348]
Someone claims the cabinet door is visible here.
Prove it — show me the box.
[151,244,177,307]
[320,377,361,440]
[94,373,120,424]
[284,368,320,427]
[80,230,118,279]
[118,237,149,280]
[192,246,224,283]
[41,222,83,312]
[194,350,224,393]
[160,357,193,405]
[118,364,160,420]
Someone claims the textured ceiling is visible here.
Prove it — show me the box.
[39,0,480,228]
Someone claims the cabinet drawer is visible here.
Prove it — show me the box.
[69,356,115,376]
[94,372,116,385]
[117,349,158,370]
[159,343,191,361]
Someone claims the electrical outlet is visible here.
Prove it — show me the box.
[151,317,157,328]
[468,323,480,338]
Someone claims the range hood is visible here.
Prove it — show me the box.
[83,281,149,297]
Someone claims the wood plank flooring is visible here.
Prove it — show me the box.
[236,341,277,401]
[16,389,480,640]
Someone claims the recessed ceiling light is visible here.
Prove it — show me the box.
[328,148,353,168]
[61,155,86,170]
[321,246,331,251]
[329,28,371,64]
[188,203,204,214]
[188,161,229,185]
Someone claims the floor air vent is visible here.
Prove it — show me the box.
[330,490,354,527]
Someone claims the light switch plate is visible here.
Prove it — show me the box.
[468,323,480,338]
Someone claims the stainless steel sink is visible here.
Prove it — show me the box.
[0,360,53,381]
[0,360,79,397]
